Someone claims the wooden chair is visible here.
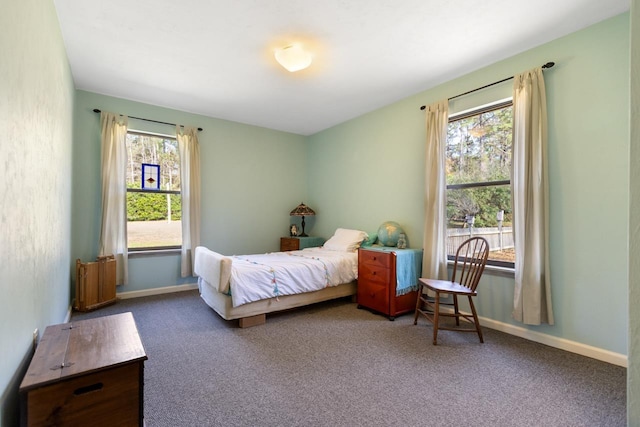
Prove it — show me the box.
[413,236,489,345]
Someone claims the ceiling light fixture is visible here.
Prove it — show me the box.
[274,44,312,72]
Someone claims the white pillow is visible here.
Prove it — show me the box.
[323,228,368,252]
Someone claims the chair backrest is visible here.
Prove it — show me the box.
[450,237,489,292]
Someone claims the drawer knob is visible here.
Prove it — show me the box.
[372,271,376,275]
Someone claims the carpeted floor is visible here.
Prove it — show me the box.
[72,290,626,426]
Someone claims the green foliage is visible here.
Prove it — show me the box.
[127,191,181,221]
[447,186,512,228]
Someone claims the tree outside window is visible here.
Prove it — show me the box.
[446,102,514,267]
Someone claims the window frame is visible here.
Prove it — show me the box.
[125,130,182,252]
[446,99,515,269]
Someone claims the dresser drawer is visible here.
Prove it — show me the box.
[359,262,390,285]
[280,238,300,251]
[359,249,391,268]
[357,281,389,315]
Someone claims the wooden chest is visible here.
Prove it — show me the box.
[357,248,421,320]
[75,255,116,312]
[20,312,147,426]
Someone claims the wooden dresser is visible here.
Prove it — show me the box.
[280,236,325,251]
[357,247,423,320]
[20,312,147,426]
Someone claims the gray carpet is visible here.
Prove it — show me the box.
[72,291,626,426]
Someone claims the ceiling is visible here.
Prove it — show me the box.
[53,0,629,135]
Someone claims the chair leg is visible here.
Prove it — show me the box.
[432,291,440,345]
[468,295,483,343]
[413,283,423,325]
[453,294,460,326]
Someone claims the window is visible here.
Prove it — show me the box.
[126,131,181,250]
[446,101,514,267]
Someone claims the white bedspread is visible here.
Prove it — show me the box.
[230,248,358,307]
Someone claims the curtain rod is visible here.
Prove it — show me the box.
[419,61,555,110]
[92,109,203,131]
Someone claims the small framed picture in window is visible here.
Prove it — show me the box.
[142,163,160,190]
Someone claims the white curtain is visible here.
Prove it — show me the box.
[99,112,128,285]
[422,100,449,280]
[177,126,201,277]
[512,68,554,325]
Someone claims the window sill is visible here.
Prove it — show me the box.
[447,260,514,278]
[483,264,515,278]
[128,248,181,258]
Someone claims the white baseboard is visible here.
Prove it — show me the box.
[117,283,198,300]
[113,283,627,368]
[480,316,628,367]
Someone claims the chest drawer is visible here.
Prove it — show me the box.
[357,281,389,315]
[280,238,300,251]
[359,249,391,268]
[359,262,390,285]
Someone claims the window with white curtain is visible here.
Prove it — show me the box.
[446,100,515,268]
[125,131,182,250]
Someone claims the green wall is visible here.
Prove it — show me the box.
[0,0,75,425]
[629,0,639,424]
[72,91,309,293]
[308,14,630,357]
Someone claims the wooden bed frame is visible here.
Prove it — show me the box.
[198,278,356,327]
[194,246,357,327]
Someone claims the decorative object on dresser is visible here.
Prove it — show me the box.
[377,221,405,247]
[397,233,407,249]
[280,236,325,252]
[75,254,116,312]
[357,247,423,320]
[289,202,315,237]
[20,312,147,426]
[414,236,489,345]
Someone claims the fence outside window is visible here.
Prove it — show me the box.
[447,227,514,265]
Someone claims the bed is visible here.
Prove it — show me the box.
[193,228,370,327]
